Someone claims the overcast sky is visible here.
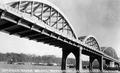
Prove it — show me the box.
[0,0,120,60]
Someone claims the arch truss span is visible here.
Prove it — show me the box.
[101,47,119,60]
[78,35,101,51]
[7,0,77,39]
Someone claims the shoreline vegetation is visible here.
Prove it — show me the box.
[0,52,120,71]
[0,52,75,65]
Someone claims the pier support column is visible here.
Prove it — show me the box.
[105,60,110,68]
[75,46,82,71]
[98,56,103,71]
[61,49,70,70]
[117,63,119,67]
[89,56,95,71]
[115,62,118,68]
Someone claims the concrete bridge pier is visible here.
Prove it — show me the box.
[89,55,103,72]
[61,49,71,70]
[105,60,110,67]
[61,47,83,71]
[115,62,119,68]
[74,47,82,71]
[89,56,95,71]
[98,56,103,71]
[116,63,120,67]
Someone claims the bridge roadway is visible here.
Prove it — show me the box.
[0,1,119,72]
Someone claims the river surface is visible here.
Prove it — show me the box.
[1,69,120,73]
[0,63,119,73]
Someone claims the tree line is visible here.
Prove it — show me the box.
[0,52,104,69]
[0,52,75,64]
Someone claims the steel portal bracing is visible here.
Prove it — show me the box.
[0,0,119,65]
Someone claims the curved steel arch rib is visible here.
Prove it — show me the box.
[101,47,119,60]
[78,35,101,51]
[6,0,77,39]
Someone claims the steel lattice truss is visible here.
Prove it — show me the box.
[78,35,100,51]
[7,1,76,39]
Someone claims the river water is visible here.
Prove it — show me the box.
[0,69,120,73]
[0,63,119,73]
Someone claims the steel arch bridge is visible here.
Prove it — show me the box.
[0,0,80,49]
[7,0,101,51]
[0,0,119,71]
[78,35,100,51]
[8,0,77,39]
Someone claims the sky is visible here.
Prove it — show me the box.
[0,0,120,60]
